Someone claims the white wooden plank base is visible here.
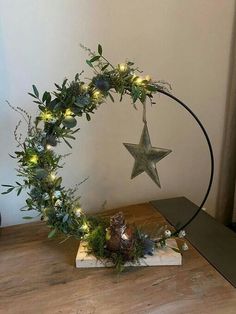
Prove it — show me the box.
[76,239,182,268]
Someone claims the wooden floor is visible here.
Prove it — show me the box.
[0,203,236,314]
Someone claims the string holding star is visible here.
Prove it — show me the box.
[123,123,172,188]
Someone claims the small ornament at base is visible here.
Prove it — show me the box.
[105,212,135,260]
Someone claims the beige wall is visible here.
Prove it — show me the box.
[0,0,235,226]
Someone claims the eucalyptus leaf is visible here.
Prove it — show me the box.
[55,177,62,187]
[33,101,43,105]
[72,128,80,134]
[75,73,79,81]
[62,116,77,128]
[146,85,158,92]
[34,168,48,179]
[17,187,22,196]
[101,63,109,71]
[63,214,69,223]
[90,55,100,62]
[42,91,49,102]
[32,85,39,97]
[108,92,114,102]
[86,60,93,67]
[54,83,61,90]
[38,105,45,111]
[98,44,102,55]
[62,79,68,87]
[171,247,181,254]
[2,187,14,194]
[86,113,91,121]
[48,228,57,239]
[28,92,37,99]
[63,138,72,149]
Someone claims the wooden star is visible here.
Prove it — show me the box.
[123,124,172,187]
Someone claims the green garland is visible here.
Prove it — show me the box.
[2,44,187,270]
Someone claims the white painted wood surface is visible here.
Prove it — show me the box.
[76,239,182,268]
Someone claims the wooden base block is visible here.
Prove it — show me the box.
[75,239,182,268]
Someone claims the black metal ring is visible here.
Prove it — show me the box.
[157,89,214,234]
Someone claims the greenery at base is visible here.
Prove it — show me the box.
[86,219,148,272]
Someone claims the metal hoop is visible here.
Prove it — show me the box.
[157,89,214,234]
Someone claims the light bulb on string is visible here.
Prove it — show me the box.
[64,108,73,117]
[93,90,102,102]
[81,222,89,232]
[74,207,82,218]
[135,77,143,85]
[118,63,128,72]
[50,173,57,181]
[40,111,53,121]
[145,75,151,82]
[81,84,89,92]
[46,144,53,150]
[29,154,38,165]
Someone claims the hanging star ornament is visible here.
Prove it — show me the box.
[123,123,172,188]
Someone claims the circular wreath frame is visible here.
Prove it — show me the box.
[2,44,212,270]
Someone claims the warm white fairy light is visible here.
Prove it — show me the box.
[64,108,73,116]
[74,207,82,217]
[93,90,101,98]
[145,75,151,82]
[81,84,89,92]
[118,63,128,72]
[93,90,102,102]
[40,111,53,121]
[81,222,89,232]
[135,77,143,85]
[46,144,53,150]
[29,154,38,164]
[50,173,57,181]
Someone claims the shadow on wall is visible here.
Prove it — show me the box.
[216,4,236,225]
[0,16,9,227]
[0,16,9,99]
